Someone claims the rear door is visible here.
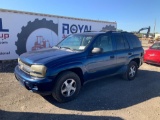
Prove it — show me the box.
[112,32,131,72]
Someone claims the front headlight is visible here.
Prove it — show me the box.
[18,58,20,63]
[18,58,22,65]
[30,65,47,78]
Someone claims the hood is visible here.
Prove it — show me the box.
[20,48,80,65]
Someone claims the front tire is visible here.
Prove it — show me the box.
[123,61,138,80]
[52,71,81,102]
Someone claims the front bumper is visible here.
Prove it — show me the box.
[14,66,55,95]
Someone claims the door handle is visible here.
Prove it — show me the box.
[128,52,132,55]
[110,56,115,59]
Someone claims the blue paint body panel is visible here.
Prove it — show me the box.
[14,31,144,95]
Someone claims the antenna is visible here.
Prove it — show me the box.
[153,19,156,36]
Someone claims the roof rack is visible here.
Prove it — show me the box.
[83,30,131,34]
[84,31,98,32]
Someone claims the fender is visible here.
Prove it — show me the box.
[46,61,85,78]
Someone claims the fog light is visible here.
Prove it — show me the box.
[32,86,38,91]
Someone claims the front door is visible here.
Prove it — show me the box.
[85,34,117,80]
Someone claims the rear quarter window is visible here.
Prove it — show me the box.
[113,33,130,50]
[125,34,142,48]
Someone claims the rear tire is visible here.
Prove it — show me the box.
[52,71,81,103]
[123,61,138,80]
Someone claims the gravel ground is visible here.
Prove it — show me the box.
[0,41,160,120]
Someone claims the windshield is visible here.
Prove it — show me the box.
[150,43,160,49]
[56,34,94,51]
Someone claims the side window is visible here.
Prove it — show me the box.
[114,34,129,50]
[123,36,130,49]
[132,35,141,48]
[125,34,141,48]
[93,35,113,53]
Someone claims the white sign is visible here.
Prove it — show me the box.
[0,9,117,60]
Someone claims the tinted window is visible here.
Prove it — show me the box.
[124,37,130,49]
[93,35,113,52]
[114,34,129,50]
[125,34,141,48]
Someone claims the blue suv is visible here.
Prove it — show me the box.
[15,31,144,102]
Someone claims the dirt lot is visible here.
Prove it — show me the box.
[0,40,160,120]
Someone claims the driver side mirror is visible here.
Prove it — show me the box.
[91,47,103,54]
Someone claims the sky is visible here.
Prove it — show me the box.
[0,0,160,33]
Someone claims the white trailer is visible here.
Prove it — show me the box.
[0,9,117,60]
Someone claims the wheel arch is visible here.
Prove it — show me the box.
[131,58,140,67]
[54,67,85,86]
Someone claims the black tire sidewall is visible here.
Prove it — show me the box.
[52,71,81,102]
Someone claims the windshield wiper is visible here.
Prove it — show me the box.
[52,46,59,48]
[61,46,71,49]
[60,46,75,51]
[60,47,80,51]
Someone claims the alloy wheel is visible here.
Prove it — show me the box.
[61,79,76,97]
